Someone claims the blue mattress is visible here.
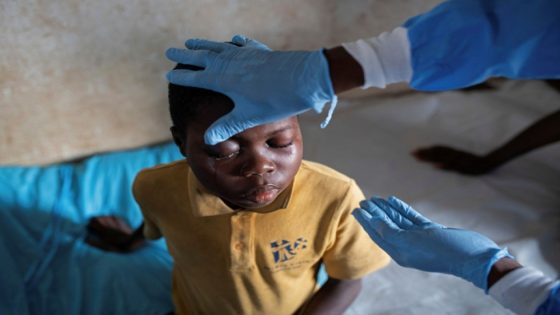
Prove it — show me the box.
[0,142,182,315]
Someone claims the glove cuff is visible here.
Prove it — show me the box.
[311,49,338,129]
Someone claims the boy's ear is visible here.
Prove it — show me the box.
[170,126,188,158]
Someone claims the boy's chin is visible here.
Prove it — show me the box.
[226,187,280,210]
[230,198,277,211]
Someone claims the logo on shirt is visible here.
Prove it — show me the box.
[270,237,308,263]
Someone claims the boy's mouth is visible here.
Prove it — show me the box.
[242,184,280,204]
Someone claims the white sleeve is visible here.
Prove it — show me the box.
[489,267,559,315]
[341,27,412,89]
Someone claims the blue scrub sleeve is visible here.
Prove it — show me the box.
[404,0,560,91]
[535,283,560,315]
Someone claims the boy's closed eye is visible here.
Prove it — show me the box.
[205,140,240,160]
[265,127,297,149]
[266,138,293,148]
[205,134,295,160]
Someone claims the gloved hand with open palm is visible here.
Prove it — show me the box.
[353,196,511,291]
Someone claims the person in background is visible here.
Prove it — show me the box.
[413,81,560,175]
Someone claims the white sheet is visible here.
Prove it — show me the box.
[299,80,560,315]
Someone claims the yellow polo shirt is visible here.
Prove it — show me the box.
[133,160,389,315]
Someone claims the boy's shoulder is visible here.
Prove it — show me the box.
[133,160,187,191]
[299,160,357,190]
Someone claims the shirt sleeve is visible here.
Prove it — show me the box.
[322,180,390,280]
[132,171,162,240]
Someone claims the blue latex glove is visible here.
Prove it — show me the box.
[352,196,511,291]
[166,35,337,145]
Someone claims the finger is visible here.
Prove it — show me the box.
[114,217,133,233]
[165,48,211,67]
[352,209,388,246]
[232,34,271,51]
[204,114,257,145]
[97,216,113,227]
[352,208,398,246]
[166,70,213,89]
[366,198,415,229]
[386,196,443,227]
[358,199,388,221]
[358,199,379,214]
[185,38,232,53]
[354,204,402,233]
[231,34,250,46]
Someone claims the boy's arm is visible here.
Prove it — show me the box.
[303,180,388,314]
[85,216,146,252]
[413,109,560,175]
[300,277,362,315]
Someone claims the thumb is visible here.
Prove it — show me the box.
[204,110,258,145]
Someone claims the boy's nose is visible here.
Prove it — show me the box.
[241,152,275,177]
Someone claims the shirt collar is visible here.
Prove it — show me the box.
[187,167,294,217]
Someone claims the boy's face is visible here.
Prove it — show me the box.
[173,104,303,210]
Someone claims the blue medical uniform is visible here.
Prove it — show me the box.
[405,0,560,90]
[536,284,560,315]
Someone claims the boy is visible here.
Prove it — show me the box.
[87,64,389,314]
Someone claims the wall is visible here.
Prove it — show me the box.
[0,0,440,165]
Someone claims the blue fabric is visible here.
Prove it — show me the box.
[535,283,560,315]
[0,142,182,315]
[405,0,560,91]
[315,263,328,287]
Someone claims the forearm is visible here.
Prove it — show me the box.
[326,27,412,93]
[487,257,522,288]
[484,110,560,167]
[323,47,364,94]
[301,278,362,315]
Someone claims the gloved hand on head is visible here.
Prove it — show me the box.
[352,196,512,291]
[166,34,337,145]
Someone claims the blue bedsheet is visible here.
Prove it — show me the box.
[0,142,182,315]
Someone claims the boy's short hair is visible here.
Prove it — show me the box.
[168,64,233,134]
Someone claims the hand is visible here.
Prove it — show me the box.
[412,145,498,175]
[166,34,337,145]
[85,216,145,253]
[352,196,511,290]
